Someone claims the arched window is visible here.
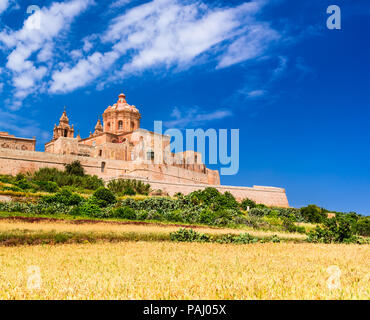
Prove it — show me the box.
[118,121,123,130]
[131,121,135,131]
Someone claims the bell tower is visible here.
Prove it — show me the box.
[52,108,75,140]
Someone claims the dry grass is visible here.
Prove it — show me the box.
[0,219,306,240]
[0,242,368,299]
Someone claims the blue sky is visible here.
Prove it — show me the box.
[0,0,369,214]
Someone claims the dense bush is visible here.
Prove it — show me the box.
[112,206,136,219]
[248,208,266,217]
[307,217,356,243]
[42,187,84,206]
[188,188,239,211]
[354,217,370,237]
[32,167,103,190]
[216,233,259,244]
[107,179,151,195]
[170,228,211,242]
[92,188,116,207]
[240,198,257,210]
[64,161,85,177]
[301,205,327,223]
[78,201,104,218]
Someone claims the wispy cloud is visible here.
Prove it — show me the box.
[49,0,279,93]
[164,106,232,128]
[0,0,282,107]
[0,0,93,109]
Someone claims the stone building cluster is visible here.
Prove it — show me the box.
[0,131,36,151]
[44,93,220,185]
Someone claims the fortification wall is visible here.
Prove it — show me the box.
[107,175,289,208]
[0,148,216,185]
[0,148,289,207]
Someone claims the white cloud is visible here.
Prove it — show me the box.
[50,0,278,93]
[0,0,93,108]
[50,50,119,93]
[246,89,267,98]
[217,24,280,68]
[164,106,232,128]
[109,0,132,9]
[0,0,281,105]
[0,0,9,15]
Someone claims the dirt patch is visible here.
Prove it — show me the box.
[0,195,12,202]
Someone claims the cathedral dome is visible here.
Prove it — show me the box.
[102,92,141,134]
[103,93,140,114]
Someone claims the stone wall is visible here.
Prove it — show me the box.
[105,175,289,208]
[0,147,218,185]
[0,148,289,207]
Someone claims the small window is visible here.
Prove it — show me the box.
[101,162,106,173]
[147,151,154,160]
[118,121,123,130]
[99,150,102,157]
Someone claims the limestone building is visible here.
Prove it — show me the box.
[44,93,220,185]
[0,131,36,151]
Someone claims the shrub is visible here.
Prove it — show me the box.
[354,217,370,237]
[31,167,103,190]
[79,202,103,218]
[136,210,148,220]
[217,233,258,244]
[240,198,257,210]
[42,187,84,206]
[35,181,59,193]
[198,209,216,225]
[0,175,15,184]
[123,186,136,196]
[249,208,266,217]
[147,210,163,221]
[301,205,327,223]
[112,206,136,219]
[170,228,211,242]
[307,217,356,243]
[282,218,306,234]
[92,187,116,207]
[107,179,150,195]
[15,179,34,190]
[64,161,85,176]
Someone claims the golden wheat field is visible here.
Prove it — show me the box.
[0,241,368,300]
[0,219,306,240]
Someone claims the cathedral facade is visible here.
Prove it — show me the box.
[44,93,220,185]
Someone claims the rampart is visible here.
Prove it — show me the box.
[0,148,289,207]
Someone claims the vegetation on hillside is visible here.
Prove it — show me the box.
[0,162,369,244]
